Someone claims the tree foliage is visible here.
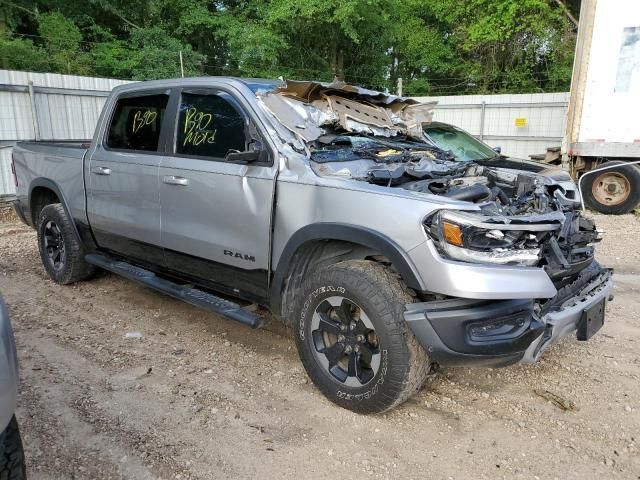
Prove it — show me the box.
[0,0,579,94]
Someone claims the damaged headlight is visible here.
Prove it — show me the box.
[426,210,547,267]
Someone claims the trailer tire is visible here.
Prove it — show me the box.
[582,161,640,214]
[37,203,96,284]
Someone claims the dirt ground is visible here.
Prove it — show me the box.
[0,206,638,480]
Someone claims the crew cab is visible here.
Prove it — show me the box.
[11,78,614,413]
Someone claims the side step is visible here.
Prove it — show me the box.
[85,253,263,329]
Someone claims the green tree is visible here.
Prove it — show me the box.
[0,0,580,94]
[0,34,49,71]
[38,11,90,74]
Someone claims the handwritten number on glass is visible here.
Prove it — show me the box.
[183,107,217,146]
[132,110,157,133]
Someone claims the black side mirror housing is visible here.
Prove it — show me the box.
[493,146,502,154]
[225,150,262,163]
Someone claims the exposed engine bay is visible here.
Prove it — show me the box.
[308,134,573,213]
[258,80,601,282]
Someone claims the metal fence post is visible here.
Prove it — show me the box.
[27,80,41,141]
[479,100,486,141]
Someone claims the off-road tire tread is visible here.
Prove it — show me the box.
[0,416,26,480]
[294,259,430,413]
[37,203,95,284]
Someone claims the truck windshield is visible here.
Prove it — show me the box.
[424,124,497,162]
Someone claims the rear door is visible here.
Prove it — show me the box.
[87,90,170,263]
[159,87,277,303]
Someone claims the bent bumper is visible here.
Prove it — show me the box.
[520,271,613,363]
[404,268,614,368]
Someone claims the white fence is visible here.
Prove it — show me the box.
[0,69,569,197]
[0,70,130,197]
[415,92,569,159]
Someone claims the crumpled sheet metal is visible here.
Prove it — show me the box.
[277,79,418,106]
[258,79,437,142]
[260,93,324,143]
[396,102,437,137]
[326,96,394,129]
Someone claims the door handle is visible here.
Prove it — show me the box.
[91,166,111,176]
[162,175,190,186]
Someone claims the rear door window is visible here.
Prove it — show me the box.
[106,94,169,152]
[175,92,247,159]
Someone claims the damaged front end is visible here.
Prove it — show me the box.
[258,79,600,287]
[259,79,613,367]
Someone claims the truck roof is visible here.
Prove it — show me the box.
[111,76,283,95]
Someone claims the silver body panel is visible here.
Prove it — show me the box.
[159,156,276,271]
[271,154,559,299]
[12,142,88,223]
[87,146,163,248]
[0,298,19,433]
[407,240,557,299]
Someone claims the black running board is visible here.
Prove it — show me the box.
[85,253,263,329]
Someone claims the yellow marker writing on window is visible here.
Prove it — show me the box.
[183,107,217,146]
[132,110,157,133]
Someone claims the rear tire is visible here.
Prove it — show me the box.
[37,203,95,284]
[292,260,430,413]
[0,416,26,480]
[582,161,640,214]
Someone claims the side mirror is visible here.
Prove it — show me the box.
[225,149,262,163]
[492,146,502,154]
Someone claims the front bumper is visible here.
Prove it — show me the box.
[404,268,614,368]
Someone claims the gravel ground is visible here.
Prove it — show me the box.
[0,206,638,480]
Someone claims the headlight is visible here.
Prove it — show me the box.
[426,210,547,266]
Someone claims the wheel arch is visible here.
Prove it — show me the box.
[270,223,426,320]
[28,178,83,244]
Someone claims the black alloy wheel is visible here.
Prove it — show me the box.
[310,296,381,387]
[43,220,66,271]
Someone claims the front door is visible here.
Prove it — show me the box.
[87,91,171,264]
[159,88,276,303]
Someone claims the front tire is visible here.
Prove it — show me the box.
[0,416,26,480]
[37,203,95,284]
[293,260,430,413]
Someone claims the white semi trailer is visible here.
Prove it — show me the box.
[564,0,640,214]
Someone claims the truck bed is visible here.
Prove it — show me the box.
[15,140,91,157]
[12,140,91,225]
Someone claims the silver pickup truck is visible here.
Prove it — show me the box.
[0,297,26,478]
[11,78,613,413]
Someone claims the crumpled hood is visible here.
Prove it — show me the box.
[257,79,437,142]
[481,156,573,181]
